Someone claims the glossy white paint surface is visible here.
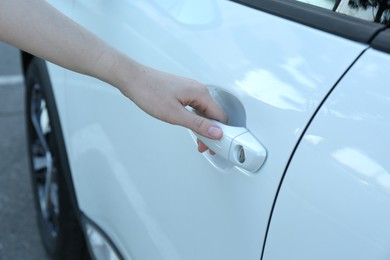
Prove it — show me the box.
[45,0,74,140]
[263,49,390,259]
[48,0,368,259]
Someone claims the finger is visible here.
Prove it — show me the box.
[178,109,223,140]
[179,84,228,124]
[197,139,209,153]
[201,96,228,125]
[197,139,216,155]
[190,92,228,124]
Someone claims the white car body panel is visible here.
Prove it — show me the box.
[263,48,390,260]
[44,0,74,141]
[44,0,372,259]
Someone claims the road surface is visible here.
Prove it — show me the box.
[0,41,49,260]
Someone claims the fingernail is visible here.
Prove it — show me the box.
[207,126,222,139]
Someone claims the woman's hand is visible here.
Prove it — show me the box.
[117,63,228,152]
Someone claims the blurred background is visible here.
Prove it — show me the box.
[0,41,48,259]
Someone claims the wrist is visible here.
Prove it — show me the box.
[94,49,140,100]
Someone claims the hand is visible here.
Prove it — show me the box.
[119,64,228,152]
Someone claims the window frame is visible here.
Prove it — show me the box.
[372,28,390,53]
[229,0,385,43]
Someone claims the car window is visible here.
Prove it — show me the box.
[297,0,390,23]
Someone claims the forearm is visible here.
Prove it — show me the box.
[0,0,133,90]
[0,0,226,142]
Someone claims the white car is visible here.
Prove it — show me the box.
[22,0,390,259]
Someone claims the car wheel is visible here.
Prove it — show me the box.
[25,58,88,259]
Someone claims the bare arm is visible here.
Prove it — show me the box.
[0,0,226,147]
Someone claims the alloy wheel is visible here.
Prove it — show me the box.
[29,82,60,238]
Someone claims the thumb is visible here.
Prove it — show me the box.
[179,109,223,140]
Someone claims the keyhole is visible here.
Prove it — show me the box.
[237,146,245,163]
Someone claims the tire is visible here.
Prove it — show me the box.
[25,58,88,260]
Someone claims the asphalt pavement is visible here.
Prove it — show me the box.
[0,42,49,259]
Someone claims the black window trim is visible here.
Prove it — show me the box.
[371,28,390,53]
[228,0,385,43]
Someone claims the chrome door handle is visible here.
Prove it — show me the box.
[194,121,267,173]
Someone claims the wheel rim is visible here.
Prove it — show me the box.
[29,82,60,238]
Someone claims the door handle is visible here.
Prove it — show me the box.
[194,121,267,173]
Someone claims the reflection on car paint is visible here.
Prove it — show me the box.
[332,147,390,191]
[236,69,307,111]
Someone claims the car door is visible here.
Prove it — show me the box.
[59,0,382,259]
[263,29,390,259]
